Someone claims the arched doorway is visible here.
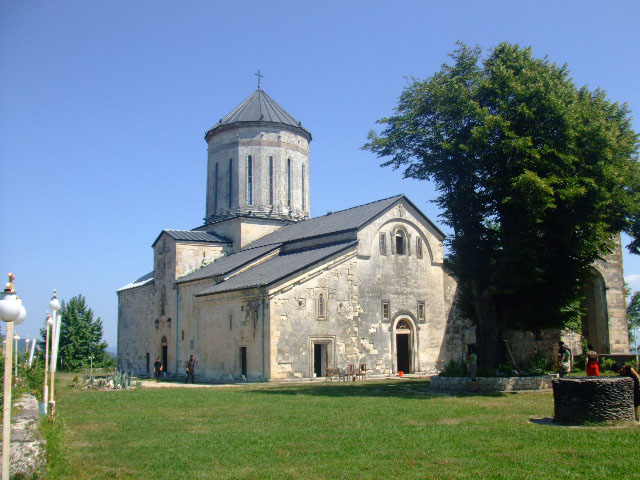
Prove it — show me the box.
[581,269,610,354]
[161,336,168,373]
[394,318,414,373]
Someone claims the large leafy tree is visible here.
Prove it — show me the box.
[364,42,640,366]
[38,294,109,371]
[627,291,640,348]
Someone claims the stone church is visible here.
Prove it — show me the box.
[117,87,630,381]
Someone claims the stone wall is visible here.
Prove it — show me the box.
[431,374,558,392]
[0,395,45,479]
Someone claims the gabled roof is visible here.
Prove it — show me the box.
[176,244,281,284]
[117,271,154,292]
[205,89,311,140]
[152,230,230,248]
[179,194,445,289]
[242,194,444,248]
[196,241,357,296]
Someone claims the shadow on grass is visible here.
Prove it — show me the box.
[251,379,509,400]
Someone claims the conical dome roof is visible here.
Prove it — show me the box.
[205,89,311,140]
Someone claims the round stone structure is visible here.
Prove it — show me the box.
[552,377,635,424]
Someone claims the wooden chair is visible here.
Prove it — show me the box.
[325,368,340,381]
[346,364,356,381]
[355,363,367,381]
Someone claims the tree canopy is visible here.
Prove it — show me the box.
[39,294,109,371]
[364,42,640,365]
[627,291,640,348]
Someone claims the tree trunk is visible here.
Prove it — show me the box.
[470,281,505,368]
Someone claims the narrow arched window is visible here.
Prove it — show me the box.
[247,155,253,205]
[317,292,326,319]
[395,230,405,255]
[228,158,233,208]
[214,162,219,212]
[287,158,292,207]
[269,156,274,205]
[301,164,306,211]
[416,238,423,259]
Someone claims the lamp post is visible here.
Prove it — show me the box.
[13,333,20,377]
[0,273,27,480]
[24,337,29,366]
[48,290,60,418]
[43,313,53,415]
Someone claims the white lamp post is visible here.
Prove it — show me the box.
[43,313,53,415]
[0,273,27,480]
[48,290,60,418]
[13,333,19,377]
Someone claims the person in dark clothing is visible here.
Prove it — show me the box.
[153,358,163,382]
[613,363,640,421]
[185,355,196,384]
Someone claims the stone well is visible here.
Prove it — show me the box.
[552,377,635,424]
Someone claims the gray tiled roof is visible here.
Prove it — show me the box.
[176,244,281,284]
[196,241,357,296]
[117,271,154,292]
[205,89,310,138]
[243,195,406,248]
[152,230,230,247]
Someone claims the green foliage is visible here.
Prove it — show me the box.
[438,359,467,376]
[526,349,550,374]
[627,291,640,345]
[364,42,640,365]
[38,295,109,372]
[600,357,617,372]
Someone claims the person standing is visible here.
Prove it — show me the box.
[557,342,572,377]
[614,363,640,421]
[153,358,163,382]
[467,345,478,392]
[585,344,600,376]
[185,355,196,384]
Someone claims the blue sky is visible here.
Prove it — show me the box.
[1,1,639,349]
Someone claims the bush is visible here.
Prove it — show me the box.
[439,359,467,377]
[601,357,617,372]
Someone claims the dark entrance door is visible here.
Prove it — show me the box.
[314,344,322,377]
[162,346,168,374]
[240,347,247,377]
[146,352,150,374]
[396,334,410,373]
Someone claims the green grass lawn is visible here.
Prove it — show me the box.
[42,375,639,480]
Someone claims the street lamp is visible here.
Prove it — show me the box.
[43,313,53,415]
[0,273,27,480]
[24,336,30,366]
[49,290,60,418]
[13,333,19,377]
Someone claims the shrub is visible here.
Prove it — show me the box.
[601,357,617,372]
[439,359,467,377]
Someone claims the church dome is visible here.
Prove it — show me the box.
[205,88,311,142]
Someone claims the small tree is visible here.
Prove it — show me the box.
[38,294,109,371]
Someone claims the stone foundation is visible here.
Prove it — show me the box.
[552,377,636,424]
[430,374,558,392]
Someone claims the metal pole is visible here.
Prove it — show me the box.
[43,321,50,415]
[2,321,14,480]
[14,335,18,377]
[49,309,57,417]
